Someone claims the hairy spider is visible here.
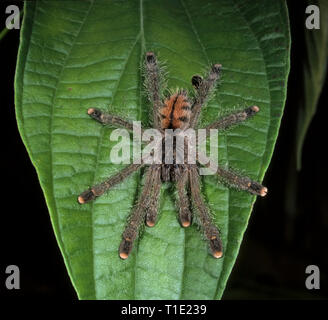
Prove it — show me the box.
[78,52,267,260]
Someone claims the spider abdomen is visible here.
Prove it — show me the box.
[160,91,191,129]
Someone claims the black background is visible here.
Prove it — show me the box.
[0,0,327,300]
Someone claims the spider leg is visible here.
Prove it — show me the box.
[216,165,268,197]
[145,52,163,129]
[145,165,162,227]
[119,167,156,259]
[177,167,192,227]
[87,108,134,131]
[206,106,260,132]
[189,64,222,128]
[78,163,144,204]
[189,166,223,258]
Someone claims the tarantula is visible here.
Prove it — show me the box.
[78,52,267,260]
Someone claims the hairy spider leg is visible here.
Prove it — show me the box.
[87,107,135,131]
[216,166,268,197]
[196,105,263,161]
[145,52,163,129]
[189,64,222,128]
[78,105,163,204]
[205,105,260,132]
[78,163,144,204]
[196,103,267,196]
[189,166,223,258]
[176,167,192,227]
[145,165,162,227]
[196,149,267,197]
[119,167,158,259]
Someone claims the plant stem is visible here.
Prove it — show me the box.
[0,27,10,42]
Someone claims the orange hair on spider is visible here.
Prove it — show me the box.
[160,91,191,129]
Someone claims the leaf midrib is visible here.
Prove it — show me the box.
[179,0,230,300]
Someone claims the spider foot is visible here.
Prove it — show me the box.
[78,189,96,204]
[145,211,157,227]
[211,63,222,74]
[146,51,156,63]
[210,236,223,259]
[247,105,260,114]
[119,238,134,260]
[248,181,268,197]
[179,209,192,228]
[191,75,203,89]
[87,107,101,119]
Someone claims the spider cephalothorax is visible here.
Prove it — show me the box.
[78,52,267,260]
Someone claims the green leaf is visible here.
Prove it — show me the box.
[296,0,328,170]
[15,0,290,299]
